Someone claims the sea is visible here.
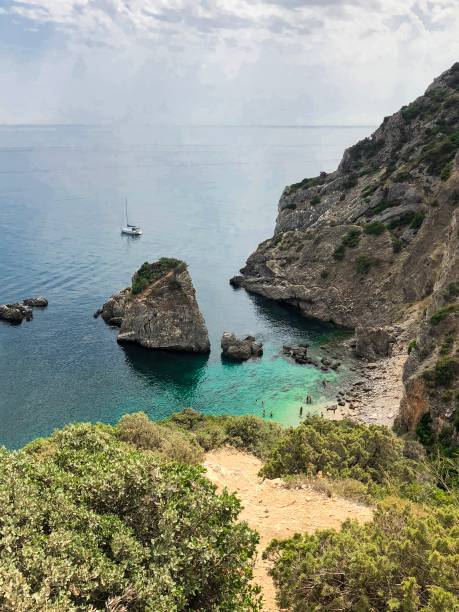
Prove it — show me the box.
[0,124,372,448]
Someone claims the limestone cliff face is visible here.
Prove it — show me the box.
[100,259,210,353]
[232,63,459,329]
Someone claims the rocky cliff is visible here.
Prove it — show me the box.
[232,63,459,329]
[233,63,459,436]
[99,258,210,353]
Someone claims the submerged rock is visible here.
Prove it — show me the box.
[282,344,318,366]
[0,303,33,324]
[99,258,210,353]
[221,332,263,360]
[23,296,48,307]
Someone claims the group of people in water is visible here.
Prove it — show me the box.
[260,378,329,420]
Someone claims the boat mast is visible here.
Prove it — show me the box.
[125,197,129,226]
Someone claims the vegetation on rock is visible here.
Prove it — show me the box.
[131,258,186,295]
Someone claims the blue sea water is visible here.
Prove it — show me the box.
[0,124,372,448]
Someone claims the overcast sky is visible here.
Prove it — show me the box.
[0,0,458,125]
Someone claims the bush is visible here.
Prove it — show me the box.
[342,228,361,248]
[424,357,459,387]
[260,417,418,486]
[408,339,417,354]
[265,503,459,611]
[117,412,203,464]
[430,303,459,325]
[1,424,261,611]
[409,211,425,230]
[310,195,321,206]
[131,258,186,295]
[355,254,380,274]
[333,244,346,260]
[364,221,386,236]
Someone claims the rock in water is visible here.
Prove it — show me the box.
[99,258,210,353]
[23,297,48,307]
[0,303,33,324]
[221,332,263,360]
[354,326,396,360]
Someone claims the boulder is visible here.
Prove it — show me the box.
[0,303,33,324]
[354,326,396,360]
[282,344,318,366]
[99,259,210,353]
[23,296,48,307]
[221,332,263,361]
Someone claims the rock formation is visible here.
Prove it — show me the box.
[232,63,459,329]
[232,63,459,436]
[23,297,48,307]
[221,332,263,360]
[99,258,210,353]
[354,327,396,360]
[0,303,33,324]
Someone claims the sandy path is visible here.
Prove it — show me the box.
[204,447,373,611]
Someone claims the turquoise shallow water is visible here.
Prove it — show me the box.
[0,124,370,448]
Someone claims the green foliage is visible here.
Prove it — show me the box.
[342,228,361,248]
[265,503,459,611]
[408,339,417,354]
[364,220,386,236]
[163,409,282,459]
[349,137,384,161]
[392,235,403,253]
[117,412,203,464]
[310,195,321,206]
[343,173,358,189]
[388,211,416,229]
[0,424,261,611]
[421,132,458,177]
[409,211,426,230]
[416,413,435,447]
[445,282,459,302]
[260,417,419,486]
[424,357,459,387]
[131,258,186,295]
[284,201,296,210]
[333,243,346,261]
[441,160,454,181]
[430,303,459,325]
[392,170,413,183]
[361,183,379,197]
[320,269,329,279]
[355,254,380,274]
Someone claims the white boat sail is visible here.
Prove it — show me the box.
[121,198,143,236]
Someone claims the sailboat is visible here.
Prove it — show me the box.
[121,198,143,236]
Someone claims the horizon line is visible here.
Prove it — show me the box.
[0,122,377,129]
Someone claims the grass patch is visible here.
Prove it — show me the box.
[430,304,459,325]
[132,258,186,294]
[355,254,380,274]
[364,221,386,236]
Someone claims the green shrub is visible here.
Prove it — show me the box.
[445,282,459,301]
[343,174,358,189]
[388,211,416,229]
[441,160,453,181]
[265,503,459,611]
[284,201,296,210]
[310,195,321,206]
[424,357,459,387]
[355,254,380,274]
[333,244,346,260]
[342,228,361,248]
[409,211,425,230]
[364,221,386,236]
[320,269,329,279]
[117,412,203,464]
[430,303,459,325]
[260,417,418,486]
[131,258,186,295]
[408,339,417,354]
[1,424,261,611]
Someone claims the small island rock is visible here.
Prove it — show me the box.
[221,332,263,360]
[23,296,48,307]
[99,258,210,353]
[0,303,33,324]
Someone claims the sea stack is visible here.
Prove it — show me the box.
[99,258,210,353]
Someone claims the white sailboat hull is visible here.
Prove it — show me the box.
[121,226,143,236]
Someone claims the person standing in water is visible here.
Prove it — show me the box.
[299,405,303,417]
[269,409,273,419]
[262,400,265,418]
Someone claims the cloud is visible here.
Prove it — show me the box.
[0,0,458,124]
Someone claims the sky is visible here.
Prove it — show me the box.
[0,0,458,125]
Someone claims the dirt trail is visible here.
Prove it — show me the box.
[204,448,373,611]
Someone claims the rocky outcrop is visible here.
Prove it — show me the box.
[0,303,33,324]
[231,63,459,330]
[354,326,396,360]
[23,297,48,307]
[221,332,263,360]
[99,258,210,353]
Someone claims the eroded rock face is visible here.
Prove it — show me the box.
[354,327,396,360]
[231,63,459,330]
[0,303,33,324]
[221,332,263,360]
[99,259,210,353]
